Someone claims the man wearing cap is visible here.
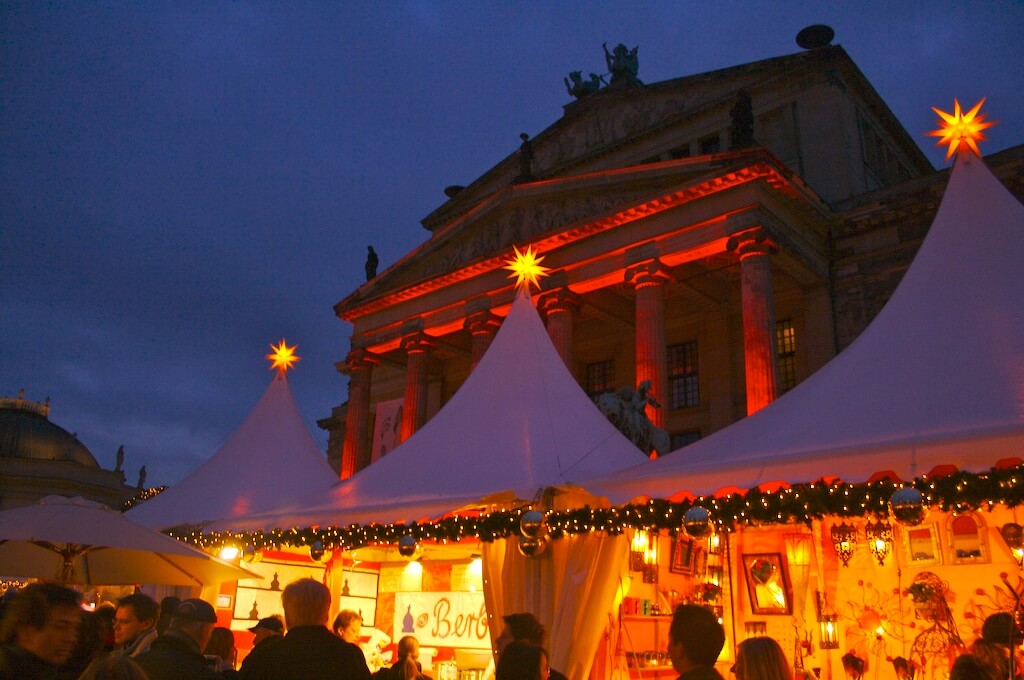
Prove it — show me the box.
[136,598,220,680]
[249,616,285,649]
[239,578,370,680]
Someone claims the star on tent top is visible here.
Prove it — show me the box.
[503,244,550,293]
[266,339,300,373]
[928,98,996,161]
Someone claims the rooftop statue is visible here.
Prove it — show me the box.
[603,42,641,86]
[564,71,604,99]
[594,380,669,457]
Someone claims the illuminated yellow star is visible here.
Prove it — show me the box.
[928,98,996,161]
[266,339,300,373]
[503,244,550,292]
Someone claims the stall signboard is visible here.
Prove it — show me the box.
[393,591,489,649]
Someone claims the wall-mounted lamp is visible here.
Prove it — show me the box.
[1000,523,1024,568]
[706,565,724,587]
[865,520,893,566]
[630,529,648,572]
[708,533,722,556]
[830,522,857,567]
[642,532,659,584]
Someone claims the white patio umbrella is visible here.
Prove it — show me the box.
[0,496,257,586]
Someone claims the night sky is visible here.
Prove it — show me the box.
[3,2,1022,487]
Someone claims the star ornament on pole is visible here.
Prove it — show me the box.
[266,339,300,374]
[503,244,550,293]
[928,98,996,161]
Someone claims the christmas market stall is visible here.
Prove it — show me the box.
[579,101,1024,680]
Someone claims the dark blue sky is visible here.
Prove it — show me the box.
[3,2,1022,487]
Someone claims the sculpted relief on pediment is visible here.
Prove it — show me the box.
[414,186,657,281]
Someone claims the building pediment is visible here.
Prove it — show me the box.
[338,149,823,321]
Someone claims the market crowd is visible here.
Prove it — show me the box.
[1,580,1020,680]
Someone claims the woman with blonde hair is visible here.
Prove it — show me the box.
[376,636,430,680]
[734,637,791,680]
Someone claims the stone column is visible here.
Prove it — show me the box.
[464,311,503,371]
[339,349,378,479]
[625,259,673,429]
[728,228,780,415]
[537,288,580,370]
[399,332,436,442]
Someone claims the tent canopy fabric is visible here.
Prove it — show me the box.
[218,291,651,530]
[128,373,337,529]
[585,151,1024,505]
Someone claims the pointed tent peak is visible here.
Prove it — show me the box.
[928,98,996,162]
[266,339,300,374]
[503,244,550,294]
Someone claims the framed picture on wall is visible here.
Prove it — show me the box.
[742,553,792,615]
[670,536,695,575]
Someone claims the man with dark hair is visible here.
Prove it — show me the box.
[157,596,180,635]
[0,582,82,679]
[667,605,726,680]
[136,598,220,680]
[114,593,160,658]
[494,612,567,680]
[239,578,370,680]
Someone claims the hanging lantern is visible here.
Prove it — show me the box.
[819,613,840,649]
[309,540,331,564]
[518,535,548,557]
[520,510,545,539]
[642,532,659,584]
[816,591,840,649]
[830,522,857,567]
[241,545,262,564]
[630,529,648,571]
[865,519,893,566]
[683,506,712,538]
[398,535,419,558]
[889,487,926,527]
[708,532,722,556]
[1001,523,1024,568]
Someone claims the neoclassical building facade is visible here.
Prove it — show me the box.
[320,38,1024,478]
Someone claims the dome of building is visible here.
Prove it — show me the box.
[0,394,99,467]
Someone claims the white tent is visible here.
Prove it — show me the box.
[128,372,337,529]
[215,290,650,680]
[219,290,651,530]
[585,149,1024,505]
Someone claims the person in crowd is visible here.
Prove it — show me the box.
[0,582,82,680]
[495,641,549,680]
[376,635,430,680]
[114,593,160,658]
[951,653,995,680]
[493,613,566,680]
[78,655,151,680]
[239,578,370,680]
[156,597,181,636]
[972,612,1024,680]
[135,598,220,680]
[667,604,726,680]
[334,609,363,643]
[95,604,117,651]
[204,627,237,675]
[58,609,108,678]
[247,616,284,649]
[733,637,791,680]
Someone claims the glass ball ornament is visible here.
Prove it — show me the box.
[309,541,328,563]
[520,510,545,539]
[518,535,548,557]
[889,487,926,527]
[683,506,712,538]
[398,535,419,558]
